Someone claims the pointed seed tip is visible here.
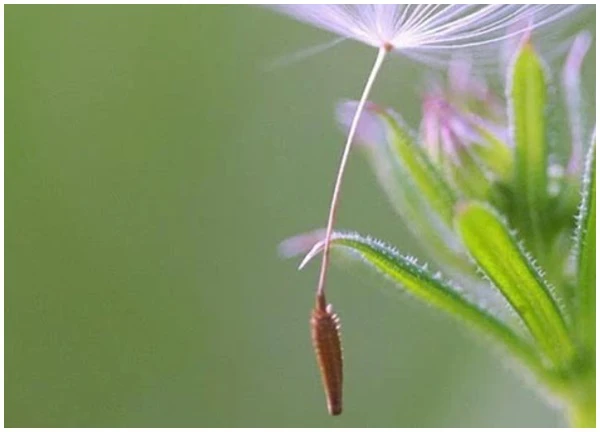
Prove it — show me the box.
[328,404,342,416]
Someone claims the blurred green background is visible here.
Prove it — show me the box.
[5,5,596,427]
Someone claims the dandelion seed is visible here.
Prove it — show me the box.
[276,3,581,303]
[272,4,583,416]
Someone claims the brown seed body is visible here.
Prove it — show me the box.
[311,302,343,416]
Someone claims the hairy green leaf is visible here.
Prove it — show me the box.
[377,109,457,226]
[470,123,512,181]
[574,140,596,353]
[442,144,495,202]
[299,232,546,377]
[336,102,472,276]
[456,202,575,368]
[360,140,470,271]
[509,43,548,260]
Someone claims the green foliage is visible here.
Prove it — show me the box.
[574,141,596,355]
[349,104,473,276]
[378,109,457,226]
[470,123,513,181]
[509,43,549,261]
[286,37,595,426]
[300,232,546,380]
[455,202,574,369]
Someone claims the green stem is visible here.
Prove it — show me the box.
[566,362,596,428]
[569,393,596,428]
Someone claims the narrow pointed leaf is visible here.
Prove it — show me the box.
[362,141,463,261]
[470,122,512,181]
[377,108,457,226]
[509,42,548,260]
[456,202,575,368]
[573,139,595,353]
[299,232,546,378]
[336,102,471,274]
[443,145,494,201]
